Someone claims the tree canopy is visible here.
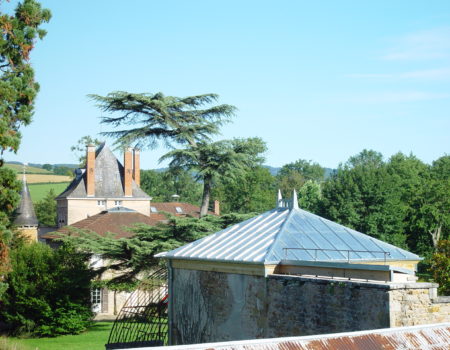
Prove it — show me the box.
[161,137,267,216]
[90,92,236,149]
[0,0,51,161]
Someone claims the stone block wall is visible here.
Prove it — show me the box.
[389,285,450,327]
[169,268,450,345]
[265,275,390,338]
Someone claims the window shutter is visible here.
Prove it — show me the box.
[101,288,109,313]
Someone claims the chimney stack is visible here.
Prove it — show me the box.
[86,144,96,196]
[213,200,220,216]
[124,147,133,197]
[133,148,140,186]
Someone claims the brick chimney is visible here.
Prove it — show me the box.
[133,148,140,186]
[213,200,220,216]
[124,147,133,197]
[86,144,96,196]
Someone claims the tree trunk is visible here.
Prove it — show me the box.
[429,224,442,249]
[200,176,212,217]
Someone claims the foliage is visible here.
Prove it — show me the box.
[41,163,52,171]
[212,165,276,214]
[140,168,202,204]
[320,150,409,248]
[0,167,21,235]
[91,92,236,149]
[298,180,322,213]
[70,135,102,167]
[52,165,73,176]
[0,243,94,336]
[91,91,266,216]
[60,213,254,283]
[429,240,450,295]
[0,0,51,161]
[34,189,56,226]
[161,137,267,216]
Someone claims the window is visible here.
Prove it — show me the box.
[114,200,122,206]
[91,288,101,304]
[175,206,183,214]
[97,200,106,206]
[150,206,158,213]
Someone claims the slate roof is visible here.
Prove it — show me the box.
[157,197,421,264]
[42,207,167,239]
[56,144,150,199]
[151,202,215,218]
[13,175,39,226]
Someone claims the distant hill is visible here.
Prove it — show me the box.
[4,163,52,174]
[6,161,78,169]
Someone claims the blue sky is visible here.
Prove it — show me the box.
[5,0,450,169]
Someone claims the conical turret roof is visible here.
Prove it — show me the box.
[157,192,421,264]
[14,174,39,227]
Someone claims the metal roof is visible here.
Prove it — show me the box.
[13,175,39,227]
[157,195,421,264]
[124,323,450,350]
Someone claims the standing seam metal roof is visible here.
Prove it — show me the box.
[157,206,421,264]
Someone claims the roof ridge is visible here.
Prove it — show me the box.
[263,208,295,262]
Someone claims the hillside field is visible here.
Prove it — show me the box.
[18,173,73,183]
[28,182,70,202]
[5,163,52,174]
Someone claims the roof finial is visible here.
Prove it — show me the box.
[276,189,283,208]
[292,189,299,210]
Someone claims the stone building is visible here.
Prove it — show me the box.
[157,191,450,345]
[13,174,39,242]
[56,144,151,227]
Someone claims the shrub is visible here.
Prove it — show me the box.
[430,240,450,295]
[0,243,94,336]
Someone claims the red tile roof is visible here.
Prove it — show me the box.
[42,210,167,240]
[151,202,215,218]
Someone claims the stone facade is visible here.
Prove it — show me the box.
[169,268,450,345]
[57,197,151,226]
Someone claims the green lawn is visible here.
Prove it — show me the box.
[10,322,113,350]
[28,183,69,203]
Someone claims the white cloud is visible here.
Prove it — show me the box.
[382,27,450,61]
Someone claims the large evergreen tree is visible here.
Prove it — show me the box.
[90,92,236,149]
[91,91,266,215]
[0,0,50,293]
[0,0,50,160]
[161,137,267,216]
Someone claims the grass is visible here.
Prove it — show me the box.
[9,322,113,350]
[5,163,52,174]
[19,174,73,184]
[28,183,70,203]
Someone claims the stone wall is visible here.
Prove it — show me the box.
[170,268,450,345]
[389,286,450,327]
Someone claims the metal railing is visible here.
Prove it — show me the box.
[106,268,168,349]
[282,248,391,264]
